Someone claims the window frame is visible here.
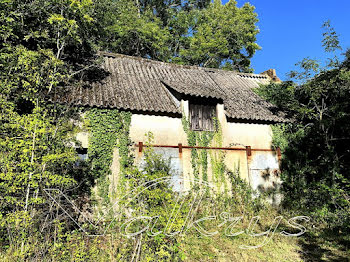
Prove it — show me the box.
[189,102,217,132]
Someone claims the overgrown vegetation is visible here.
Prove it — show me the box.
[1,0,349,260]
[86,108,132,215]
[255,21,350,260]
[95,0,260,72]
[0,0,97,259]
[181,115,216,184]
[0,0,262,259]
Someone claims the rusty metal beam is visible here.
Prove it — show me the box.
[246,146,252,156]
[178,143,183,154]
[138,142,143,153]
[136,144,245,151]
[251,148,275,152]
[135,143,278,153]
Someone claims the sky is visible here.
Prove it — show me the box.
[226,0,350,80]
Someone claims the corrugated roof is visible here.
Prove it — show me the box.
[52,52,287,122]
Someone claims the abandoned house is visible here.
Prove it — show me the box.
[53,52,288,202]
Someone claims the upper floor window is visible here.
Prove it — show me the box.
[189,103,216,131]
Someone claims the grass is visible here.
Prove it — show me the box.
[178,219,303,261]
[298,227,350,261]
[1,222,349,261]
[178,222,350,262]
[1,199,349,261]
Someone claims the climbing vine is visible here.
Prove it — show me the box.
[209,124,229,194]
[181,116,217,184]
[86,108,132,215]
[182,115,230,195]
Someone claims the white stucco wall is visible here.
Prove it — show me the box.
[129,103,273,148]
[75,100,281,201]
[129,114,187,145]
[128,101,278,193]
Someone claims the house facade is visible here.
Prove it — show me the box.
[54,53,287,202]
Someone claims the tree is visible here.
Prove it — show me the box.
[0,0,97,255]
[177,0,260,71]
[96,0,260,72]
[255,22,350,230]
[97,0,172,61]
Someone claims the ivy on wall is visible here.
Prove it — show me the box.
[86,108,132,214]
[182,116,210,182]
[209,125,229,194]
[182,114,231,195]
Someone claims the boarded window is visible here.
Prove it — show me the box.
[189,103,216,131]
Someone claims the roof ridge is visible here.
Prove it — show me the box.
[98,51,268,79]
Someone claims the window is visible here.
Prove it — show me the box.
[189,103,216,131]
[76,148,88,161]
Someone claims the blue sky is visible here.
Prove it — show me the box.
[227,0,350,80]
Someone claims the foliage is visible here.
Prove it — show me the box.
[176,0,260,71]
[86,108,132,214]
[96,0,260,72]
[209,125,228,193]
[118,132,266,261]
[287,21,343,81]
[97,0,172,61]
[0,0,262,259]
[255,23,350,231]
[0,106,77,211]
[182,115,215,183]
[1,0,98,93]
[0,0,98,258]
[118,133,188,261]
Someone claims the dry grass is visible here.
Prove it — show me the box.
[178,219,303,262]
